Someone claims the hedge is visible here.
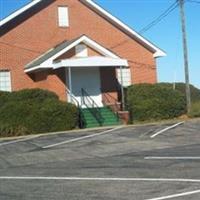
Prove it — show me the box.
[127,83,186,121]
[0,89,78,137]
[158,82,200,103]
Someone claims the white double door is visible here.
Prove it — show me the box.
[67,67,103,108]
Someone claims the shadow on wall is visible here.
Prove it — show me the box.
[0,0,55,36]
[29,68,65,83]
[100,67,120,103]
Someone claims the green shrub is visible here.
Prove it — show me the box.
[0,89,78,137]
[24,99,78,134]
[127,83,186,121]
[159,83,200,103]
[0,89,59,108]
[11,88,59,102]
[0,91,11,107]
[188,102,200,118]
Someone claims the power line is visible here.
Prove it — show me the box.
[109,1,179,49]
[187,0,200,4]
[0,40,156,69]
[110,1,180,50]
[139,1,179,34]
[0,41,42,54]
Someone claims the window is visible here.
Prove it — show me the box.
[117,68,131,87]
[75,44,88,57]
[0,71,11,92]
[58,6,69,27]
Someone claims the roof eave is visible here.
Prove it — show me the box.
[0,0,42,27]
[24,35,121,72]
[83,0,166,58]
[153,50,167,58]
[1,0,166,58]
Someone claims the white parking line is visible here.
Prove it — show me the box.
[0,135,41,147]
[0,177,200,183]
[150,122,184,138]
[42,126,123,149]
[145,189,200,200]
[145,156,200,160]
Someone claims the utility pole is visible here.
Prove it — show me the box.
[179,0,191,113]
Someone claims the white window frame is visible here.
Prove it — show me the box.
[0,70,12,92]
[58,6,69,27]
[75,44,88,57]
[117,68,131,87]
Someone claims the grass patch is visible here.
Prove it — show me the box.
[189,101,200,118]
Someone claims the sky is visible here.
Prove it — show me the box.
[0,0,199,88]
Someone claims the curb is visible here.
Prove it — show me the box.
[0,117,199,141]
[0,125,123,141]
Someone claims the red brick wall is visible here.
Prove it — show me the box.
[100,67,118,104]
[0,0,157,100]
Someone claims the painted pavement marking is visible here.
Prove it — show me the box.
[42,126,123,149]
[145,189,200,200]
[150,122,184,138]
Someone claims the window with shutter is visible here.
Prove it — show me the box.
[58,6,69,27]
[117,68,131,87]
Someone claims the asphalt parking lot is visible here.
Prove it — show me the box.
[0,119,200,200]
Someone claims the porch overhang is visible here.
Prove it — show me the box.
[24,35,129,73]
[53,56,129,69]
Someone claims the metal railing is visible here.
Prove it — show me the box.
[66,88,84,128]
[102,92,120,121]
[103,92,121,111]
[81,88,104,125]
[66,88,79,107]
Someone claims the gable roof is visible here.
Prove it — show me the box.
[0,0,43,26]
[25,35,121,72]
[0,0,166,58]
[25,36,80,70]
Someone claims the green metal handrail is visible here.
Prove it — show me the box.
[81,88,104,125]
[66,88,84,128]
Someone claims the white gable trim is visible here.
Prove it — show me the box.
[24,35,120,73]
[40,35,119,65]
[1,0,166,58]
[83,0,166,58]
[53,56,128,69]
[0,0,42,26]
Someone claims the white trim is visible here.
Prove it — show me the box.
[39,35,119,64]
[24,66,51,73]
[83,0,166,58]
[1,0,166,58]
[0,0,42,26]
[24,35,121,72]
[53,56,128,69]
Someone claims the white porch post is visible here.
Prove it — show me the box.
[120,66,125,111]
[66,67,72,103]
